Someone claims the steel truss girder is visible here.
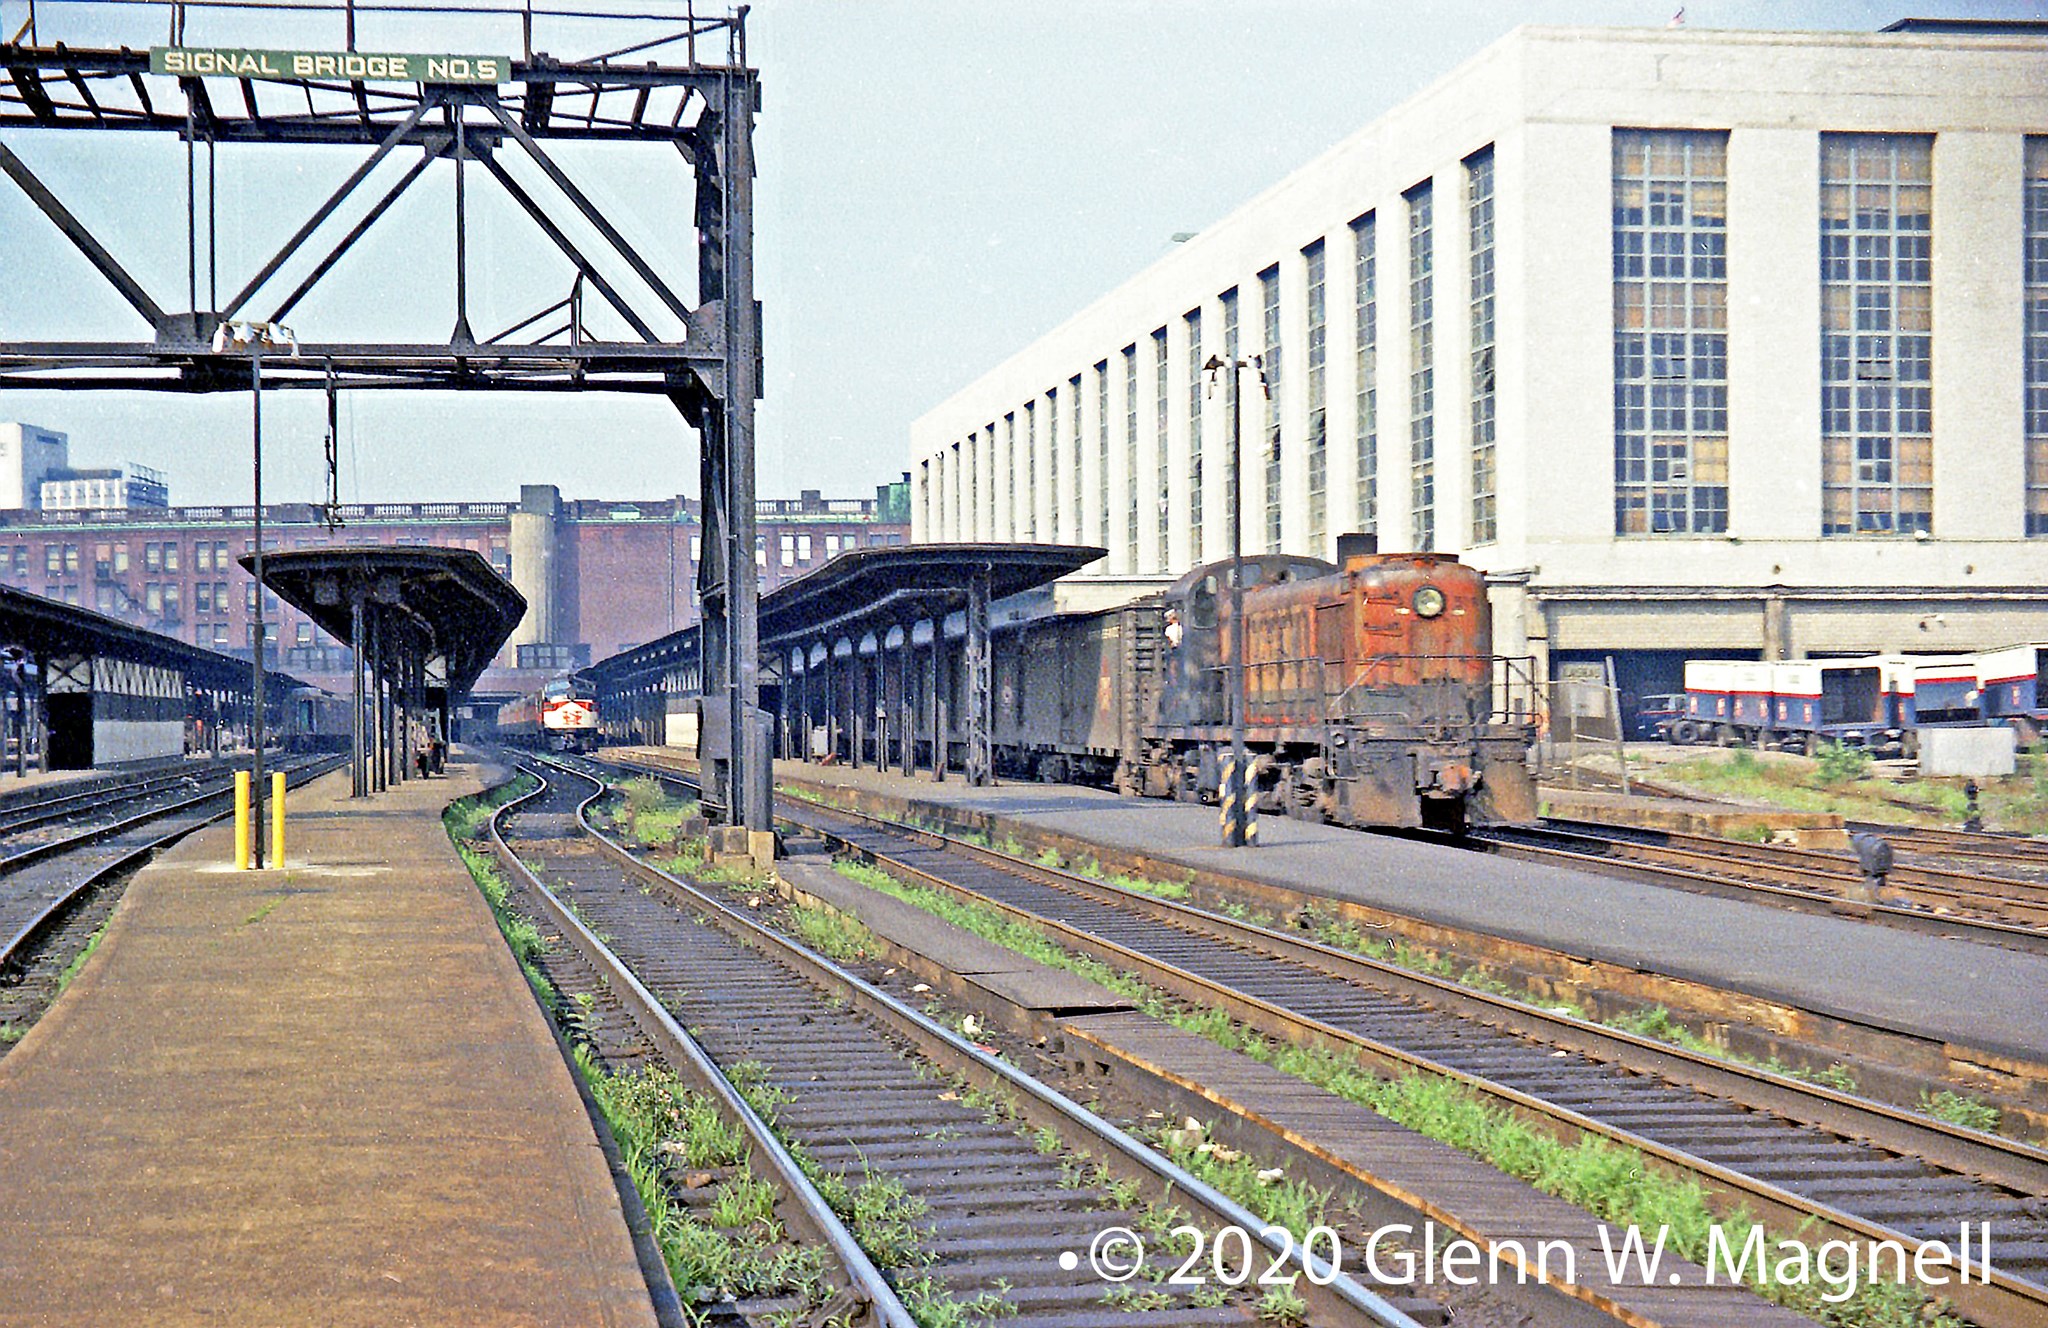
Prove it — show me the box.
[0,36,765,829]
[0,45,739,145]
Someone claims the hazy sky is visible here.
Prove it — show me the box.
[0,0,2035,505]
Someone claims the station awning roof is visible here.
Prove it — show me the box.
[586,543,1104,687]
[245,547,526,697]
[0,583,289,692]
[758,543,1104,653]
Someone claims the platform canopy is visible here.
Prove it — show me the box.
[245,547,525,697]
[756,543,1105,653]
[0,583,288,693]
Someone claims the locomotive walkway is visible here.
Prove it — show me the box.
[625,749,2048,1069]
[0,756,657,1328]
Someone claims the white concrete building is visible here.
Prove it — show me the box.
[908,21,2048,700]
[40,464,170,512]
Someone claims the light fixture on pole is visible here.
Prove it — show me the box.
[211,319,297,868]
[1203,351,1268,849]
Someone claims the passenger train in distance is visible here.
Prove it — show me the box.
[992,533,1539,832]
[283,685,353,752]
[499,675,600,753]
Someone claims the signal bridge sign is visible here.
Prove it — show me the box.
[149,47,510,84]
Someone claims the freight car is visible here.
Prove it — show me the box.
[992,535,1538,831]
[498,676,599,753]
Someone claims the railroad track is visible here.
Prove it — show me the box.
[0,762,233,843]
[491,756,1431,1328]
[1468,817,2048,952]
[0,754,345,1042]
[592,751,2048,1328]
[1850,821,2048,878]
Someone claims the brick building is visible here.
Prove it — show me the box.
[0,477,912,701]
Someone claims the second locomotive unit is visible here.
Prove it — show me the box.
[992,534,1537,830]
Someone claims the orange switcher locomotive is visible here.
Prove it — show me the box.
[990,534,1537,830]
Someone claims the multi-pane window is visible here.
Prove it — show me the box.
[1069,374,1083,547]
[1022,400,1037,540]
[1185,308,1204,561]
[1407,183,1435,551]
[970,426,987,541]
[1304,239,1328,554]
[1613,129,1729,535]
[1005,412,1019,540]
[1221,288,1240,543]
[1260,264,1283,552]
[2025,138,2048,535]
[954,439,965,537]
[1046,387,1060,542]
[1821,133,1932,535]
[1467,148,1498,545]
[1095,363,1110,546]
[1154,328,1170,570]
[1124,345,1139,566]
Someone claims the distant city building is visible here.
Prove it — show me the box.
[41,463,170,512]
[910,20,2048,705]
[0,423,71,510]
[0,477,913,699]
[0,424,170,512]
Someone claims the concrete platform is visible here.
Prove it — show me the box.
[0,758,658,1328]
[783,856,1133,1016]
[623,750,2048,1069]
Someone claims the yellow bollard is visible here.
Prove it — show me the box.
[271,770,287,868]
[233,770,252,870]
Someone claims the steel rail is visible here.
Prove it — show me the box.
[532,754,1427,1328]
[0,754,344,969]
[0,762,254,838]
[1849,820,2048,866]
[484,764,917,1328]
[1476,820,2048,950]
[1541,815,2048,908]
[595,755,2048,1328]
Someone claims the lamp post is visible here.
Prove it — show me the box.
[1203,352,1267,848]
[212,320,296,868]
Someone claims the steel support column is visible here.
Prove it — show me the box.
[898,623,914,777]
[928,622,945,783]
[964,568,992,787]
[350,591,365,797]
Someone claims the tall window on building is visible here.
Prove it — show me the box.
[1407,182,1435,550]
[1005,411,1019,540]
[1046,387,1060,542]
[1154,327,1170,570]
[1185,308,1204,561]
[1304,239,1328,554]
[2026,137,2048,536]
[953,439,965,538]
[1022,400,1037,539]
[1123,345,1139,566]
[1069,374,1083,546]
[1352,214,1378,533]
[1613,130,1729,535]
[1095,363,1110,546]
[980,423,994,538]
[1259,265,1283,552]
[1821,133,1931,535]
[1221,287,1240,545]
[1467,148,1498,545]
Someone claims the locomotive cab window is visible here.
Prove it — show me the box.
[1190,574,1219,628]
